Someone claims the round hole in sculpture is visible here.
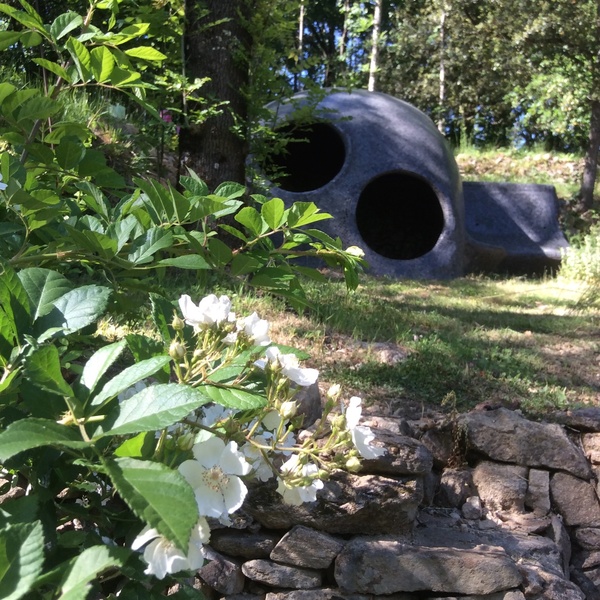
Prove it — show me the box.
[355,172,445,260]
[263,122,345,192]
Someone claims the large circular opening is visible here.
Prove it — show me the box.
[261,122,345,192]
[355,172,444,260]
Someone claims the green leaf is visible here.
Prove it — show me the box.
[104,457,197,551]
[128,228,173,265]
[0,521,45,600]
[213,181,245,199]
[56,138,85,170]
[31,58,71,82]
[207,238,233,267]
[97,384,210,437]
[197,384,266,410]
[261,197,286,230]
[0,31,23,50]
[65,37,91,81]
[50,11,82,41]
[124,46,167,62]
[251,268,296,289]
[113,431,154,458]
[59,545,130,600]
[235,206,266,236]
[80,339,127,397]
[287,202,331,228]
[0,264,31,344]
[149,293,175,345]
[24,344,74,397]
[35,285,111,341]
[157,255,211,270]
[17,96,61,124]
[230,253,267,276]
[90,46,114,83]
[0,418,89,462]
[89,355,172,409]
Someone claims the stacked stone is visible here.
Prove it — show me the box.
[188,407,600,600]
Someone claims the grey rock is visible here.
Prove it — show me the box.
[295,383,322,428]
[334,538,522,595]
[572,549,600,569]
[546,514,571,577]
[462,496,483,520]
[550,472,600,526]
[427,593,525,600]
[199,549,245,596]
[244,471,422,535]
[461,408,592,479]
[438,467,476,507]
[582,433,600,464]
[473,462,528,513]
[210,529,280,559]
[270,526,344,569]
[525,469,551,515]
[518,563,585,600]
[359,430,433,475]
[553,407,600,432]
[242,560,322,589]
[575,527,600,550]
[420,427,454,468]
[264,589,373,600]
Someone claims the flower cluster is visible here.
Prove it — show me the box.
[132,292,386,579]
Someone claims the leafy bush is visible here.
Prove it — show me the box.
[560,225,600,283]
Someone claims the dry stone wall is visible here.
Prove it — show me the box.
[188,407,600,600]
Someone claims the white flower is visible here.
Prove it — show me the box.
[241,312,271,346]
[201,404,233,427]
[345,397,386,459]
[0,174,7,191]
[131,518,210,579]
[178,294,233,329]
[277,454,324,505]
[178,436,251,519]
[241,435,274,482]
[345,245,365,258]
[255,347,319,387]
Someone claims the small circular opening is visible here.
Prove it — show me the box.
[355,172,444,260]
[262,122,345,192]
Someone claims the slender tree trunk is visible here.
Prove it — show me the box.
[438,2,446,133]
[294,1,305,92]
[179,0,252,190]
[579,0,600,210]
[367,0,382,92]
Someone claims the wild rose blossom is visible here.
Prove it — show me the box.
[132,518,209,579]
[255,346,318,387]
[224,311,271,346]
[345,396,386,459]
[178,294,234,329]
[178,436,251,520]
[277,454,323,505]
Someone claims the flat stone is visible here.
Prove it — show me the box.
[575,527,600,550]
[244,472,422,535]
[334,538,522,595]
[438,468,476,507]
[270,526,344,569]
[517,563,585,600]
[427,593,525,600]
[461,408,592,479]
[199,548,245,595]
[462,496,482,520]
[473,462,528,512]
[210,529,280,559]
[242,560,322,589]
[550,472,600,526]
[582,433,600,464]
[358,431,433,475]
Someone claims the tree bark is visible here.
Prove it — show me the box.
[367,0,382,92]
[179,0,252,190]
[579,0,600,210]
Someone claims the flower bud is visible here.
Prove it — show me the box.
[172,315,185,331]
[345,456,362,472]
[280,400,298,420]
[345,245,365,258]
[177,432,196,451]
[326,384,341,400]
[169,340,186,360]
[331,414,346,430]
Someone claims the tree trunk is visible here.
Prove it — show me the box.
[579,0,600,210]
[367,0,382,92]
[179,0,252,190]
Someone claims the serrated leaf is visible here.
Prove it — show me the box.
[113,431,154,458]
[261,197,286,230]
[207,238,233,267]
[35,285,111,342]
[213,181,245,199]
[104,457,197,551]
[0,418,89,462]
[80,339,127,397]
[60,545,130,599]
[0,264,31,343]
[89,355,172,409]
[197,384,266,410]
[31,58,71,82]
[24,344,74,397]
[124,46,167,62]
[288,202,331,228]
[50,11,82,41]
[90,46,114,83]
[230,253,266,276]
[56,138,85,170]
[97,384,210,437]
[0,521,45,600]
